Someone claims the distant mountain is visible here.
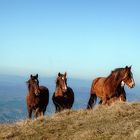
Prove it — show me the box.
[0,74,139,123]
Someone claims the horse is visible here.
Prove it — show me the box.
[26,74,49,119]
[87,66,135,109]
[52,72,74,112]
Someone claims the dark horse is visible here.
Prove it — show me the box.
[52,72,74,112]
[87,66,135,109]
[26,74,49,118]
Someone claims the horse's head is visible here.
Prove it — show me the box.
[121,66,135,88]
[27,74,40,96]
[56,72,67,92]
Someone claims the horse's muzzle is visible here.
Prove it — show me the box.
[129,82,135,88]
[131,83,135,88]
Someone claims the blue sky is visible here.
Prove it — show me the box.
[0,0,140,81]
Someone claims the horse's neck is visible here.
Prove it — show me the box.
[55,87,63,96]
[106,74,122,91]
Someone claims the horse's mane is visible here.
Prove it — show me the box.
[56,77,59,87]
[111,68,124,74]
[26,80,30,91]
[108,68,124,79]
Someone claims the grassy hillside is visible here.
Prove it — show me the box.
[0,102,140,140]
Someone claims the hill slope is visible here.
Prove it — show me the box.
[0,102,140,140]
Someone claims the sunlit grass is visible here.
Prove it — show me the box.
[0,102,140,140]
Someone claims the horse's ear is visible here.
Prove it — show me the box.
[36,74,38,78]
[58,72,61,77]
[125,66,129,70]
[64,72,67,77]
[125,66,128,69]
[30,74,33,78]
[129,65,132,69]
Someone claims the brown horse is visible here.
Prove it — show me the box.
[26,74,49,119]
[52,72,74,112]
[87,66,135,109]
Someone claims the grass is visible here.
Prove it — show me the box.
[0,102,140,140]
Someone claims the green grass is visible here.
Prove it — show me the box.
[0,102,140,140]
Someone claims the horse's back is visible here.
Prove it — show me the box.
[39,86,49,96]
[65,87,74,105]
[39,86,49,105]
[39,86,49,93]
[90,77,106,98]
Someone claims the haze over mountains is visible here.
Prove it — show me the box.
[0,74,139,123]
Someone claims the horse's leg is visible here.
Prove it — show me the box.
[39,111,44,117]
[106,97,115,106]
[55,103,60,113]
[98,99,102,104]
[67,104,71,109]
[34,108,39,118]
[28,109,32,119]
[41,106,47,117]
[66,99,73,109]
[55,106,59,112]
[87,93,97,109]
[119,93,126,102]
[102,95,108,105]
[27,107,32,119]
[53,96,61,113]
[56,98,63,112]
[43,107,46,116]
[58,105,62,112]
[55,105,58,113]
[119,88,126,102]
[54,103,61,113]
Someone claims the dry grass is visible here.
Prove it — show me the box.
[0,102,140,140]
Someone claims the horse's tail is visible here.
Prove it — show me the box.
[87,93,97,109]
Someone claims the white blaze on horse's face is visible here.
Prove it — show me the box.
[34,80,40,96]
[62,76,67,91]
[35,89,39,96]
[123,69,135,88]
[129,77,135,88]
